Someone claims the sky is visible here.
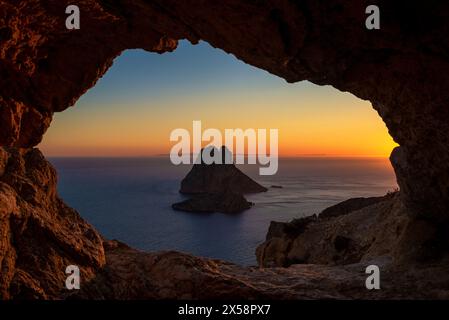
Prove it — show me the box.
[39,40,397,157]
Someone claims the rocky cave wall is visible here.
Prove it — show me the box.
[1,0,449,300]
[1,0,449,221]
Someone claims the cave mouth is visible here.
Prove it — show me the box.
[2,0,449,300]
[37,41,398,266]
[1,0,447,230]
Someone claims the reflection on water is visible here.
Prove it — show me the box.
[49,157,397,266]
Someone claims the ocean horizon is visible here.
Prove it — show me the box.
[48,156,397,266]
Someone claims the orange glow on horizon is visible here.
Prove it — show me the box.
[40,99,398,158]
[38,65,398,158]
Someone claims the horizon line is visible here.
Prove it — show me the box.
[44,153,391,159]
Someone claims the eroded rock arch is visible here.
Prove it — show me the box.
[2,0,448,220]
[1,0,449,299]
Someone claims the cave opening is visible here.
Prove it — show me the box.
[38,40,398,266]
[3,0,449,300]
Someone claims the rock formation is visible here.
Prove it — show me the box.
[1,0,449,299]
[256,193,401,267]
[257,191,449,269]
[1,0,449,222]
[0,147,105,299]
[172,192,253,214]
[179,147,268,195]
[71,240,449,300]
[172,146,266,213]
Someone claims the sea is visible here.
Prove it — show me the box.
[48,157,397,266]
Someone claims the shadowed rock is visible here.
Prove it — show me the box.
[256,192,404,267]
[0,147,105,299]
[173,146,266,213]
[180,146,268,195]
[172,192,253,214]
[71,240,449,300]
[319,193,397,219]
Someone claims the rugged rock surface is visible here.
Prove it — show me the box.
[72,240,449,300]
[0,147,105,299]
[1,0,449,300]
[318,195,396,219]
[256,192,448,268]
[172,192,253,214]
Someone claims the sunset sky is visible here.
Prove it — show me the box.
[39,40,398,157]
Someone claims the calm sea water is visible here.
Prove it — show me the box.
[49,157,397,266]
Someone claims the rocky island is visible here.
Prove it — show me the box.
[172,146,267,213]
